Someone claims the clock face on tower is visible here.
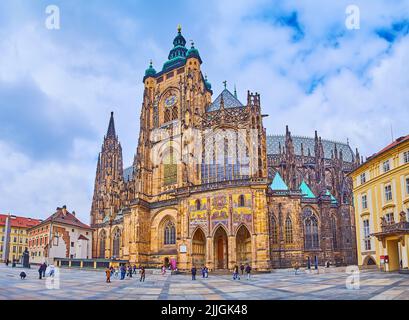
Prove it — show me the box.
[165,95,177,107]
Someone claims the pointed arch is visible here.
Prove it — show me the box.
[271,215,278,244]
[112,227,121,258]
[285,216,293,244]
[213,224,229,269]
[98,229,106,258]
[192,227,206,267]
[236,224,252,265]
[164,220,176,245]
[304,210,319,250]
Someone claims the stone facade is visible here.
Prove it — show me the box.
[90,27,358,270]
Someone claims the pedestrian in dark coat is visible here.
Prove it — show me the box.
[120,265,126,280]
[140,267,146,282]
[245,264,252,280]
[191,266,197,280]
[38,264,44,279]
[20,272,27,280]
[240,264,245,275]
[42,262,47,277]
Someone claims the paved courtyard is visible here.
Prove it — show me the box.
[1,265,409,300]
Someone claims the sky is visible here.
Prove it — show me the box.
[0,0,408,223]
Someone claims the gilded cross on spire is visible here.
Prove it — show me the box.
[223,80,227,89]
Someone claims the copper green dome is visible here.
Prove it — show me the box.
[145,60,156,77]
[204,75,212,90]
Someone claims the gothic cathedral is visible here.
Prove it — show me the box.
[90,27,359,270]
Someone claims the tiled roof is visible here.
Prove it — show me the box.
[367,135,409,161]
[207,89,244,112]
[270,172,289,190]
[266,135,354,162]
[34,207,92,230]
[0,214,42,228]
[325,190,338,204]
[78,234,89,241]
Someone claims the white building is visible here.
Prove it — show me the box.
[28,206,93,264]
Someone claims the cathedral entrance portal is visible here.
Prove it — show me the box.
[214,226,228,269]
[236,225,252,266]
[192,228,206,267]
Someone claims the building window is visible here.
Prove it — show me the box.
[406,178,409,195]
[195,199,201,211]
[304,215,319,250]
[112,229,121,257]
[99,232,106,258]
[385,185,392,201]
[71,242,74,248]
[360,173,366,184]
[271,216,278,244]
[383,160,390,173]
[285,217,293,244]
[164,221,176,245]
[404,151,409,164]
[385,212,394,224]
[363,219,371,251]
[362,195,368,210]
[238,195,245,207]
[331,216,337,249]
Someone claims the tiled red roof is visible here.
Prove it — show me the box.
[0,214,42,228]
[34,207,92,230]
[367,135,409,161]
[78,234,89,240]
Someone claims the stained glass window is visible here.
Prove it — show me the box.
[304,215,319,249]
[164,221,176,245]
[285,217,293,244]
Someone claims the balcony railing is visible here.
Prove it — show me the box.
[381,221,409,233]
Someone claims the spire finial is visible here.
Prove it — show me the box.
[223,80,227,89]
[149,59,153,67]
[107,111,116,138]
[190,40,195,48]
[234,84,237,98]
[177,24,182,33]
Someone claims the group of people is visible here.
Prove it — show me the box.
[190,265,209,280]
[105,264,145,283]
[190,264,252,280]
[233,264,252,280]
[37,262,55,279]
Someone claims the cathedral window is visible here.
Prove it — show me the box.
[304,215,319,249]
[271,216,278,244]
[112,229,121,257]
[238,195,245,207]
[285,217,293,244]
[99,231,106,258]
[196,199,201,211]
[172,106,178,120]
[164,221,176,245]
[164,109,171,123]
[331,216,337,249]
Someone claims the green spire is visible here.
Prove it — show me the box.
[270,172,288,191]
[299,180,315,198]
[145,60,156,77]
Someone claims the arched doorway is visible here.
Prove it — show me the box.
[214,226,228,269]
[192,228,206,267]
[236,225,252,265]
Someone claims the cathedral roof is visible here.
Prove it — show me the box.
[299,180,315,198]
[207,89,244,112]
[326,190,338,204]
[266,135,354,162]
[270,172,289,191]
[162,26,188,72]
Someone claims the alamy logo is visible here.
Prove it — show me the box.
[345,5,360,30]
[45,5,61,30]
[345,265,360,290]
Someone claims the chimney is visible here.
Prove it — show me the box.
[72,211,76,216]
[62,205,67,215]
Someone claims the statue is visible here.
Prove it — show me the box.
[380,216,387,227]
[22,248,30,268]
[400,211,407,223]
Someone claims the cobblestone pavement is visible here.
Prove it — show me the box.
[1,265,409,300]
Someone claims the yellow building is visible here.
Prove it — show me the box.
[351,135,409,271]
[0,214,42,263]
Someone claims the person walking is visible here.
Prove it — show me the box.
[105,267,111,283]
[114,267,119,279]
[128,265,133,278]
[204,266,209,278]
[42,262,47,278]
[139,266,146,282]
[240,264,245,276]
[245,264,252,280]
[191,265,197,280]
[120,265,126,280]
[233,265,240,280]
[201,266,206,278]
[38,264,44,279]
[133,264,137,275]
[161,265,166,276]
